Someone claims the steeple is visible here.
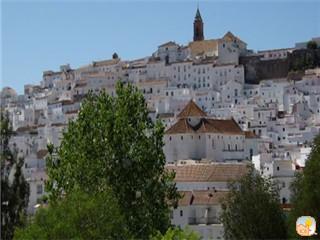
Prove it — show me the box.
[193,7,204,41]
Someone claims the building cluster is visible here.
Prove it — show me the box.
[1,8,319,239]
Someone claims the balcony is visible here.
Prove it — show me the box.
[188,217,220,225]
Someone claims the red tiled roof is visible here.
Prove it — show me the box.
[16,125,37,132]
[178,190,228,206]
[37,149,48,159]
[192,190,228,205]
[165,118,243,135]
[166,164,249,182]
[178,191,193,206]
[244,130,259,139]
[177,100,207,118]
[165,119,195,134]
[65,110,78,115]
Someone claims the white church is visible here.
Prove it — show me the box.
[163,100,260,163]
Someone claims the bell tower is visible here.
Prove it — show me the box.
[193,7,204,41]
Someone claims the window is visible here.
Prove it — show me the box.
[282,182,286,188]
[169,136,172,141]
[37,184,43,194]
[180,210,183,217]
[181,136,183,140]
[199,136,201,140]
[277,166,280,171]
[212,139,215,149]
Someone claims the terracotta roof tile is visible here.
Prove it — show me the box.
[178,190,228,206]
[244,130,259,139]
[177,100,207,118]
[37,149,48,159]
[192,190,228,205]
[165,118,243,135]
[166,164,249,182]
[178,191,193,206]
[16,125,37,132]
[165,119,195,134]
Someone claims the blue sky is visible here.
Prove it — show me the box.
[2,0,320,93]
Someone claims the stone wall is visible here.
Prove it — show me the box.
[240,48,320,84]
[240,56,289,84]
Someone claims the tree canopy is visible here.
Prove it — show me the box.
[152,227,201,240]
[220,166,287,240]
[307,41,318,50]
[45,82,179,238]
[288,135,320,239]
[1,111,29,240]
[14,190,129,240]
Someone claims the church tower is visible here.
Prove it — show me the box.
[193,7,204,41]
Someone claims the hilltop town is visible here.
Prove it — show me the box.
[1,8,320,239]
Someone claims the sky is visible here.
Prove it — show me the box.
[1,0,320,93]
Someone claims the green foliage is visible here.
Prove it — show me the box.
[1,111,29,240]
[45,82,179,238]
[14,190,129,240]
[220,166,287,240]
[152,227,201,240]
[307,41,318,50]
[288,134,320,239]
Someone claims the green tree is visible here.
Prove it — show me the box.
[45,82,179,238]
[152,227,201,240]
[220,166,287,240]
[288,135,320,239]
[1,111,29,240]
[307,41,318,50]
[14,190,129,240]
